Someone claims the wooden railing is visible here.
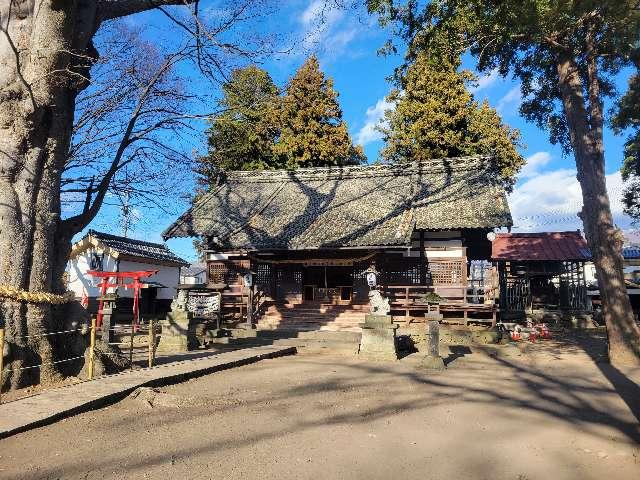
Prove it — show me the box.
[383,285,497,325]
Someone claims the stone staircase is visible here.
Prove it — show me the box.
[256,302,368,333]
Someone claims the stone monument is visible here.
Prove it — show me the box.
[421,313,445,370]
[358,290,398,361]
[157,288,199,352]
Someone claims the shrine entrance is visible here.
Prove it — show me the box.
[302,265,354,303]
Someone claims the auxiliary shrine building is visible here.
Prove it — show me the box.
[163,156,512,330]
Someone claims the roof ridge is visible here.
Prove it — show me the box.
[88,229,170,249]
[223,156,493,183]
[497,231,583,237]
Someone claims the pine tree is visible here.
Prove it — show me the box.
[380,54,524,188]
[276,55,366,168]
[199,65,281,179]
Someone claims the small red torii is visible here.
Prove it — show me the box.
[87,270,158,330]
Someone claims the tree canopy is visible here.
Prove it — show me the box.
[613,74,640,222]
[367,0,640,365]
[199,56,365,180]
[275,55,366,168]
[199,65,282,177]
[380,53,524,188]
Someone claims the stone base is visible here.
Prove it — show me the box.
[421,355,445,371]
[363,313,393,328]
[359,321,398,361]
[157,310,198,353]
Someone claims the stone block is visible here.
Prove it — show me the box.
[363,314,394,329]
[359,317,398,361]
[157,310,198,353]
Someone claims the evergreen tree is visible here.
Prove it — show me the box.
[368,0,640,365]
[276,55,366,168]
[199,65,281,179]
[613,74,640,221]
[380,54,524,189]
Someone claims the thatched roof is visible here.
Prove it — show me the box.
[164,156,512,250]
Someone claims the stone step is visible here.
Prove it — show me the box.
[260,323,362,329]
[265,308,369,314]
[259,317,364,324]
[257,325,362,333]
[258,318,363,325]
[256,329,362,342]
[259,314,363,320]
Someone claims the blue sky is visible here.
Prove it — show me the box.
[85,1,636,263]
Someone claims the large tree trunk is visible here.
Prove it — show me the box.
[0,1,198,391]
[0,0,96,389]
[556,53,640,366]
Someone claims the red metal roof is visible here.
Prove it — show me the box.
[491,231,591,261]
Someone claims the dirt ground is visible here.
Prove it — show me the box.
[0,333,639,480]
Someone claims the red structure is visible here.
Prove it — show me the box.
[491,231,590,262]
[87,270,158,330]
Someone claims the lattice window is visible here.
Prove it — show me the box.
[208,262,228,284]
[208,260,247,285]
[254,262,272,287]
[427,260,465,285]
[380,258,421,285]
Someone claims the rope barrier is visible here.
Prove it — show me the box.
[7,328,84,340]
[3,355,86,372]
[0,285,75,304]
[0,317,158,403]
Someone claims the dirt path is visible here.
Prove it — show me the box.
[0,335,638,480]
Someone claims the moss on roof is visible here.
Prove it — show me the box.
[164,156,512,249]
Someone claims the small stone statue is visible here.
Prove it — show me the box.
[170,288,188,312]
[368,289,390,316]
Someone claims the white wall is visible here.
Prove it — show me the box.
[66,250,180,300]
[67,249,117,298]
[180,271,206,284]
[118,259,180,300]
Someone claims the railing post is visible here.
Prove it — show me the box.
[88,317,96,380]
[0,327,5,403]
[148,318,155,368]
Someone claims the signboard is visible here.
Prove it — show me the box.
[366,272,377,287]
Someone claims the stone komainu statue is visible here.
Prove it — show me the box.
[368,289,390,316]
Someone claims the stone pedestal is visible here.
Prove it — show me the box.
[421,318,445,370]
[358,314,398,361]
[157,309,198,353]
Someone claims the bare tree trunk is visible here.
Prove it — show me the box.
[0,0,96,388]
[556,52,640,366]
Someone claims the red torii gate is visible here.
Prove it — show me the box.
[87,270,158,330]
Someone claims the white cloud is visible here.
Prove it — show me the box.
[508,168,630,232]
[356,97,394,145]
[519,151,552,179]
[496,85,522,115]
[471,68,499,93]
[299,0,345,51]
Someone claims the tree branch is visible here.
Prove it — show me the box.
[97,0,196,21]
[61,55,177,233]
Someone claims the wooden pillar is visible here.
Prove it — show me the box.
[88,317,96,380]
[0,327,4,403]
[419,230,427,285]
[246,285,254,328]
